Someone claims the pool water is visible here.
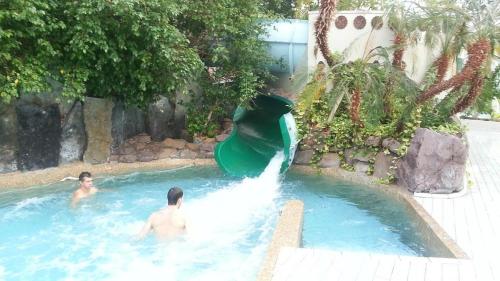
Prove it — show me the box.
[0,156,447,281]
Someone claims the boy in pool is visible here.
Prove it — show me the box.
[137,187,187,240]
[71,172,99,207]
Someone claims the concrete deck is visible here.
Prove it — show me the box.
[270,119,500,281]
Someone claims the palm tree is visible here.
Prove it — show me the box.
[387,4,419,71]
[314,0,339,67]
[416,0,497,106]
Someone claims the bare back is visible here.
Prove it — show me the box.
[148,208,186,239]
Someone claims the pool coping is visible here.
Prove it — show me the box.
[291,165,467,259]
[256,165,467,281]
[0,158,216,189]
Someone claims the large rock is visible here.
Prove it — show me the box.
[382,138,401,154]
[16,103,61,170]
[111,101,146,154]
[146,96,175,141]
[0,103,18,173]
[397,128,467,193]
[319,153,340,168]
[293,150,314,165]
[163,138,187,149]
[373,152,393,178]
[59,101,86,164]
[83,98,114,164]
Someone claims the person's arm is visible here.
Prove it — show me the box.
[136,214,154,240]
[70,191,81,208]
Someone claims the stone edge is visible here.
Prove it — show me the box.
[0,158,216,189]
[291,165,468,259]
[256,200,304,281]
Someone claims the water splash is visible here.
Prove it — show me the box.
[185,150,284,241]
[0,152,287,281]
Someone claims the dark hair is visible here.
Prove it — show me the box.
[167,187,183,205]
[79,172,92,182]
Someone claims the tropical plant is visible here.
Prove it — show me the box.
[387,3,419,71]
[314,0,339,67]
[0,0,60,103]
[177,0,274,136]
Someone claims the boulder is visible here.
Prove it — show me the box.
[180,149,198,159]
[163,138,187,149]
[397,128,467,193]
[318,153,340,168]
[365,136,382,147]
[215,134,229,142]
[351,149,376,163]
[222,118,233,130]
[293,150,314,165]
[111,101,146,153]
[138,149,156,162]
[186,143,200,152]
[59,101,86,164]
[373,152,393,178]
[146,96,175,141]
[118,154,137,163]
[158,148,178,159]
[83,98,114,164]
[382,138,401,154]
[354,162,370,174]
[199,142,216,158]
[16,103,61,170]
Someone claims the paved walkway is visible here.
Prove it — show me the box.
[271,120,500,281]
[414,119,500,280]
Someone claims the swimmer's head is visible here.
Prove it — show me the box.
[167,187,183,206]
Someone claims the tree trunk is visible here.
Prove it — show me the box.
[350,88,363,127]
[314,0,338,67]
[417,38,490,104]
[392,33,405,70]
[434,54,450,84]
[450,73,485,116]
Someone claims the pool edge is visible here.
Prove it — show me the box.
[0,158,217,189]
[291,165,468,259]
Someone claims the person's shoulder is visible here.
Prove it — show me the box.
[73,188,84,196]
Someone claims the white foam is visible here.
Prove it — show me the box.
[184,151,284,242]
[1,152,286,281]
[2,195,55,220]
[99,152,285,280]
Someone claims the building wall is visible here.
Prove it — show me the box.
[307,11,442,83]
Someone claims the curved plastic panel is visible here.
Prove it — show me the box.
[215,95,297,177]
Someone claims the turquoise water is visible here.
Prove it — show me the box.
[0,163,445,280]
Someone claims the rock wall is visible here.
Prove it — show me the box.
[112,101,146,154]
[60,101,86,164]
[294,128,468,194]
[16,102,61,171]
[83,97,114,164]
[0,104,18,173]
[146,96,175,141]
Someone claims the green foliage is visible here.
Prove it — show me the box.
[467,64,500,114]
[337,0,384,10]
[0,0,60,103]
[1,0,203,106]
[179,0,273,136]
[58,0,203,107]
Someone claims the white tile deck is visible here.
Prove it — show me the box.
[270,120,500,281]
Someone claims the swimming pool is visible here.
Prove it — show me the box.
[0,159,449,280]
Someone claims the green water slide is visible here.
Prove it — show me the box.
[215,94,298,177]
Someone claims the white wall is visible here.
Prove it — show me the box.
[307,10,441,83]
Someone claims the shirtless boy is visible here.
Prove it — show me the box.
[71,172,98,207]
[137,187,187,240]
